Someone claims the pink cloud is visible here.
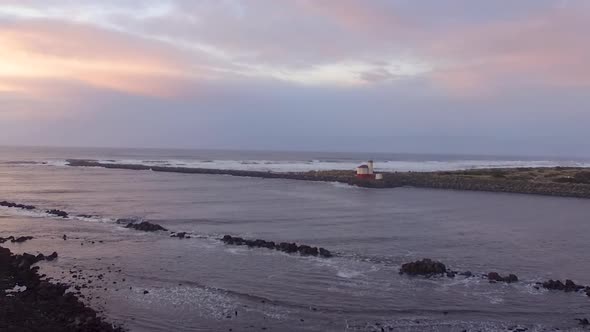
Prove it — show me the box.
[428,6,590,96]
[0,19,223,98]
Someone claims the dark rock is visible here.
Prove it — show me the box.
[564,279,584,292]
[0,245,123,331]
[12,236,34,243]
[0,200,35,210]
[297,245,319,256]
[1,235,34,244]
[486,272,518,283]
[220,235,332,258]
[45,209,68,218]
[576,318,589,326]
[542,279,586,293]
[400,259,447,276]
[459,271,473,277]
[46,252,58,261]
[542,279,565,290]
[0,236,14,244]
[125,221,167,232]
[319,247,332,258]
[171,232,188,239]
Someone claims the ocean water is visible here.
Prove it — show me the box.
[1,146,589,331]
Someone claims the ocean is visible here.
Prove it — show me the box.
[1,146,589,331]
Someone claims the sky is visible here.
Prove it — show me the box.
[1,0,589,157]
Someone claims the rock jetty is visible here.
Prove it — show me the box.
[66,160,590,199]
[221,235,333,258]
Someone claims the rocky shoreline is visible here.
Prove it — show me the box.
[66,160,590,199]
[0,244,124,331]
[400,258,590,298]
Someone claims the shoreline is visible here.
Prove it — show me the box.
[67,159,590,199]
[0,244,124,332]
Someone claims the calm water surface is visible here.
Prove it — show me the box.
[0,147,589,331]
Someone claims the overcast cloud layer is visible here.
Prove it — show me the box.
[1,0,589,156]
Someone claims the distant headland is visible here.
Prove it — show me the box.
[66,159,590,199]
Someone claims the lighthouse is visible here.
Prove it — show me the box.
[356,160,382,180]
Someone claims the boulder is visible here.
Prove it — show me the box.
[298,245,319,256]
[487,272,518,283]
[13,236,34,243]
[46,209,69,218]
[125,221,167,232]
[46,252,58,261]
[171,232,188,239]
[0,236,14,244]
[542,279,585,292]
[277,242,298,253]
[400,259,447,276]
[319,248,332,258]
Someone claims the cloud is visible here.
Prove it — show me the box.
[0,18,232,98]
[1,1,590,154]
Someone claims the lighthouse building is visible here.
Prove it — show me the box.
[356,160,382,180]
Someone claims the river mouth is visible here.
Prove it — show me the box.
[1,148,590,331]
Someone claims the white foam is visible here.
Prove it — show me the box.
[336,269,365,279]
[329,182,358,189]
[72,215,116,224]
[44,160,69,167]
[76,158,590,173]
[4,284,27,294]
[0,206,53,219]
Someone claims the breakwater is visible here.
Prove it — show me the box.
[66,160,590,199]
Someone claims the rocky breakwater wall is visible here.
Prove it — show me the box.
[221,235,333,258]
[378,171,590,198]
[66,160,590,199]
[66,159,349,183]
